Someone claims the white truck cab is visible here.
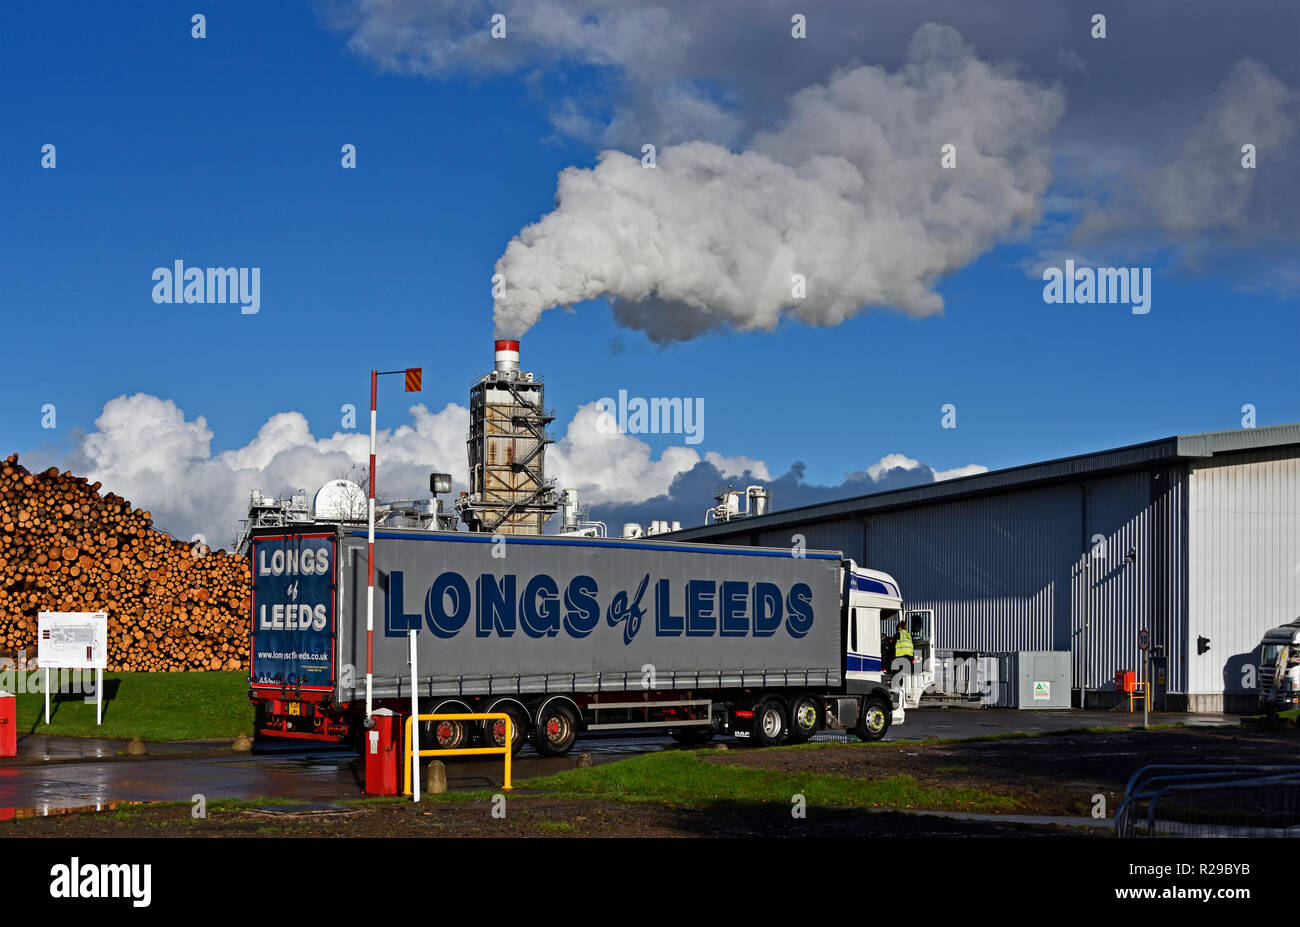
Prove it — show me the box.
[1259,618,1300,715]
[844,563,908,726]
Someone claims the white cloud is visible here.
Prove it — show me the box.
[46,393,987,543]
[61,393,470,547]
[704,451,771,482]
[547,401,701,504]
[873,453,925,480]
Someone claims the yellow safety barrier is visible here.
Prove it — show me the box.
[403,713,514,796]
[1128,681,1148,713]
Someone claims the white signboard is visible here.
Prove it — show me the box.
[37,611,107,725]
[1033,681,1051,700]
[38,612,107,670]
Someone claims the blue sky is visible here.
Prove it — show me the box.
[2,2,1297,540]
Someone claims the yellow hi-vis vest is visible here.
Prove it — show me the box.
[895,628,914,658]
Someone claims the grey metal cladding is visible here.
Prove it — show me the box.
[863,483,1078,656]
[335,532,844,700]
[670,424,1298,542]
[759,521,864,563]
[1188,448,1300,696]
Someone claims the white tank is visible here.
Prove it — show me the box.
[621,523,643,539]
[560,488,580,528]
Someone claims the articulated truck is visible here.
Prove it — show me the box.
[248,525,906,755]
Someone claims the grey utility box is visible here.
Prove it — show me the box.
[991,651,1072,710]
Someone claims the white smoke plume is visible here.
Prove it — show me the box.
[493,24,1064,342]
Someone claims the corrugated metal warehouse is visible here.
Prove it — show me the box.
[671,425,1300,712]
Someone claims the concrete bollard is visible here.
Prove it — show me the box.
[125,737,147,757]
[232,733,252,752]
[425,760,448,795]
[575,752,593,768]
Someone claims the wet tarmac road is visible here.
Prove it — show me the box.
[0,709,1237,815]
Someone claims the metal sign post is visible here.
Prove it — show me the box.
[409,628,420,803]
[1138,628,1150,729]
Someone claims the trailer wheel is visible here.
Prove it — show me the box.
[855,697,890,742]
[481,704,528,757]
[787,695,822,743]
[530,702,579,757]
[752,698,787,747]
[425,718,469,751]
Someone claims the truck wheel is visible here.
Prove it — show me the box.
[481,705,528,757]
[530,702,579,757]
[752,698,787,747]
[787,695,822,743]
[855,697,891,742]
[426,718,469,751]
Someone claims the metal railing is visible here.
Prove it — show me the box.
[1116,764,1300,837]
[403,713,514,800]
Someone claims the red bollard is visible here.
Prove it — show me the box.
[0,693,15,758]
[364,709,399,795]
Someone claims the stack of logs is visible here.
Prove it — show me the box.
[0,454,250,671]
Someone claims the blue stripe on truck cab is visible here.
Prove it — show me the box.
[850,574,899,597]
[846,653,882,673]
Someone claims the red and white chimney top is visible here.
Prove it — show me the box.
[494,339,520,374]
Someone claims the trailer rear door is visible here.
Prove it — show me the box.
[250,533,336,693]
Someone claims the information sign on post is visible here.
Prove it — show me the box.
[37,612,108,725]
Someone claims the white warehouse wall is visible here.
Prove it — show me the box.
[1187,447,1300,711]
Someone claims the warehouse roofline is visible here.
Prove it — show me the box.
[669,423,1300,540]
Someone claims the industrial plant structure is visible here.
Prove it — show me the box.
[670,424,1300,713]
[455,340,559,535]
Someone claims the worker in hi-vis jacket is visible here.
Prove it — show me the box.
[893,620,914,673]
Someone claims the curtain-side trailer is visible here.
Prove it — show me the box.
[248,525,905,754]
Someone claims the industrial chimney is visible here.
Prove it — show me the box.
[456,339,559,535]
[494,339,520,375]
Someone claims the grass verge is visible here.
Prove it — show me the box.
[9,671,252,741]
[514,749,1019,813]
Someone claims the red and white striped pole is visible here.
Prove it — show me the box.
[363,366,422,725]
[366,368,377,721]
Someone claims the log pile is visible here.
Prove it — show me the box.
[0,454,250,671]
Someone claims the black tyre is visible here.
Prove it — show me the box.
[669,727,715,745]
[424,716,470,751]
[530,701,579,757]
[855,697,891,742]
[787,694,823,743]
[752,698,787,747]
[481,703,528,757]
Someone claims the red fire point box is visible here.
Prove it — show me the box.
[364,709,400,795]
[0,693,16,758]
